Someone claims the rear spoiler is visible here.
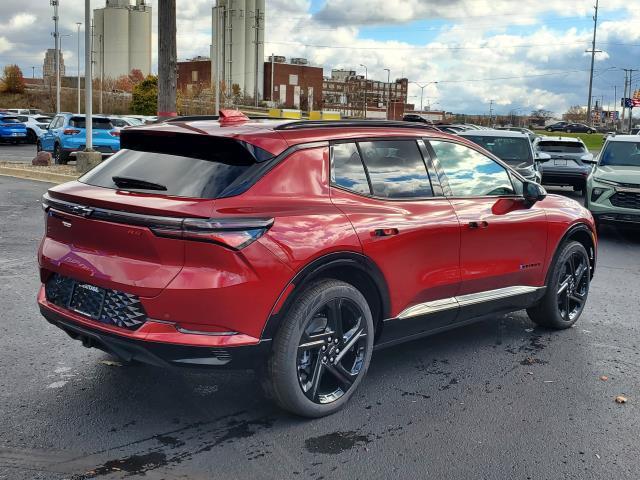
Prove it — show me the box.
[120,129,275,164]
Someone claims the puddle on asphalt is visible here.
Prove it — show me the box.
[304,431,372,454]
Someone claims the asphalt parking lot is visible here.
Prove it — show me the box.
[0,143,37,163]
[0,176,639,480]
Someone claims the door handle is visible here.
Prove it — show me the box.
[468,221,489,229]
[372,228,400,237]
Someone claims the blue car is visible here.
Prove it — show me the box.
[37,114,120,164]
[0,115,28,143]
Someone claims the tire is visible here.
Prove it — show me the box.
[53,143,69,165]
[545,127,552,132]
[263,279,374,418]
[36,140,42,152]
[26,129,37,144]
[566,129,572,133]
[527,241,590,329]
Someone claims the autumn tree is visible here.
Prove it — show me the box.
[1,64,26,94]
[563,105,586,122]
[129,69,145,84]
[131,75,158,115]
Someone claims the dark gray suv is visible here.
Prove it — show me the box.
[534,136,596,193]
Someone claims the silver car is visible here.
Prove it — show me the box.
[533,136,595,193]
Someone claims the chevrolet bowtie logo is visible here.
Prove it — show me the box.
[70,205,94,217]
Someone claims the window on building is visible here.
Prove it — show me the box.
[359,140,433,198]
[191,70,198,82]
[289,74,298,86]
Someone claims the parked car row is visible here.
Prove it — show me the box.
[545,121,597,134]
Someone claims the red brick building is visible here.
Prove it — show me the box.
[177,57,211,92]
[264,60,323,110]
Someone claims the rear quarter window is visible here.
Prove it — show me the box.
[537,141,586,153]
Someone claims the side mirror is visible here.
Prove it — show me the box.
[535,152,551,162]
[523,181,547,205]
[580,153,596,163]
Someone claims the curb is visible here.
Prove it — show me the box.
[0,166,77,185]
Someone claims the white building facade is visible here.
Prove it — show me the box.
[212,0,265,100]
[93,0,152,80]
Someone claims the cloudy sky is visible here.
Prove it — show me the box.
[1,0,639,116]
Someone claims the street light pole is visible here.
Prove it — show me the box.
[76,22,82,113]
[51,0,60,113]
[411,81,438,112]
[360,64,367,118]
[85,0,93,150]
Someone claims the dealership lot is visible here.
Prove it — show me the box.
[0,176,639,480]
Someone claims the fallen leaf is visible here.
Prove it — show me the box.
[99,360,122,367]
[600,375,608,381]
[615,395,628,404]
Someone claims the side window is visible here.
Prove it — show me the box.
[331,142,371,195]
[430,140,515,197]
[51,116,63,129]
[358,140,433,198]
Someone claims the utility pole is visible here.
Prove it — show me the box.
[158,0,177,119]
[489,99,494,126]
[270,52,274,103]
[76,22,82,113]
[31,66,36,78]
[51,0,60,113]
[623,69,637,133]
[213,4,221,113]
[586,0,599,124]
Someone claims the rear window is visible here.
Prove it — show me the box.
[1,117,20,123]
[69,117,113,129]
[537,141,586,153]
[80,149,267,199]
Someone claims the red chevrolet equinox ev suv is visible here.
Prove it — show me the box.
[38,112,597,417]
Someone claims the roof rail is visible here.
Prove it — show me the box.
[273,120,440,131]
[164,114,270,123]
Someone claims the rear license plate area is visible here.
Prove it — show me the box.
[69,283,106,319]
[554,159,567,166]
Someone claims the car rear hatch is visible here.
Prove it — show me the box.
[537,141,587,168]
[0,117,26,134]
[40,128,279,298]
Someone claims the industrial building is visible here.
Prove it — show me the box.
[177,57,212,92]
[212,0,265,100]
[43,48,65,81]
[264,57,323,110]
[93,0,152,80]
[322,69,409,118]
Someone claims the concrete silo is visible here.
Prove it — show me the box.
[93,0,152,80]
[212,0,264,101]
[128,0,152,76]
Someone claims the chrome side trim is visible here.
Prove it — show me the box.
[396,286,544,320]
[456,286,541,307]
[397,298,458,319]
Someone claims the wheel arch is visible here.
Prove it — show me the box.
[261,252,391,342]
[548,222,596,283]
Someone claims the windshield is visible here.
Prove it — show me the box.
[600,141,640,167]
[537,141,586,153]
[463,136,533,166]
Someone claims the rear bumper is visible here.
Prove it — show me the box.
[39,294,271,370]
[541,170,590,187]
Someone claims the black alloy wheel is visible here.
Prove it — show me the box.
[297,297,368,405]
[527,241,590,329]
[264,279,374,417]
[555,250,589,322]
[53,143,61,164]
[26,129,37,144]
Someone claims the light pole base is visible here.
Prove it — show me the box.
[76,151,102,174]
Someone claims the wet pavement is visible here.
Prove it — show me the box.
[0,176,638,480]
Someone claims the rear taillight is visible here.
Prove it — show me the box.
[63,128,81,135]
[110,130,120,137]
[151,218,273,250]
